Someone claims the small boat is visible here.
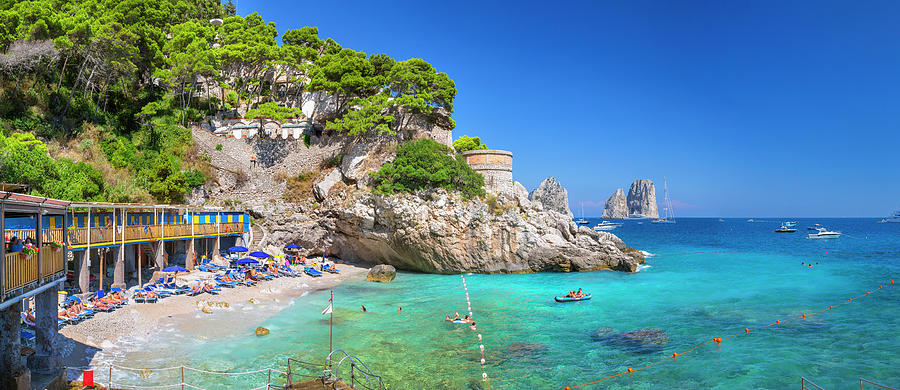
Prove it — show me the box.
[783,221,798,227]
[718,218,725,222]
[808,227,841,239]
[555,294,592,302]
[629,213,650,219]
[576,202,590,224]
[747,219,754,222]
[883,210,900,223]
[775,225,797,233]
[807,224,822,230]
[593,221,622,231]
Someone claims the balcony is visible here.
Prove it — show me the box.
[67,222,245,248]
[2,247,65,298]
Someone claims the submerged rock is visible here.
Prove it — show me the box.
[255,327,269,337]
[592,328,668,353]
[366,265,397,283]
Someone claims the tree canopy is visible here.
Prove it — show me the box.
[370,139,484,199]
[453,135,488,152]
[0,0,457,203]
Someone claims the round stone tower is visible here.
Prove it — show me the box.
[461,150,513,194]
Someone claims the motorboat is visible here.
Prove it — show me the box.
[884,210,900,223]
[775,225,797,233]
[593,221,622,231]
[807,224,822,230]
[783,221,798,227]
[651,179,676,224]
[808,227,841,239]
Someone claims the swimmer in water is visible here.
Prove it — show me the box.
[361,305,367,312]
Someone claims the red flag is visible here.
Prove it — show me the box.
[329,291,333,302]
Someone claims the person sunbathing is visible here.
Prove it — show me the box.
[89,298,111,311]
[58,309,77,320]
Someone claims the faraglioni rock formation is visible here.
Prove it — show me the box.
[601,188,628,219]
[627,179,658,218]
[528,177,573,218]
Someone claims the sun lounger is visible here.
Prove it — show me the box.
[304,267,323,277]
[322,264,340,274]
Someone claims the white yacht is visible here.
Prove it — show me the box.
[884,210,900,223]
[593,221,623,231]
[808,227,841,239]
[651,179,676,224]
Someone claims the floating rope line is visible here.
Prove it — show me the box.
[563,279,896,389]
[460,273,490,388]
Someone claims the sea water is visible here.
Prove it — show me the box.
[102,218,900,389]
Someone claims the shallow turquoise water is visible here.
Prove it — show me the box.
[107,218,900,389]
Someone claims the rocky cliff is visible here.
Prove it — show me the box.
[601,188,628,219]
[191,128,644,274]
[528,177,573,219]
[627,179,658,218]
[248,186,643,274]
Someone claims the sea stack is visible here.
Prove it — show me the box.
[626,179,659,218]
[601,189,628,219]
[528,177,573,218]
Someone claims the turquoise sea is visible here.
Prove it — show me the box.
[102,218,900,389]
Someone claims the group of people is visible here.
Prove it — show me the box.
[565,288,587,298]
[445,312,477,330]
[5,236,37,253]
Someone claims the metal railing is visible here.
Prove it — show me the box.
[285,358,326,386]
[802,377,826,390]
[860,378,898,390]
[326,350,386,390]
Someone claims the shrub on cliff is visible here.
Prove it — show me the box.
[453,135,488,152]
[370,139,484,198]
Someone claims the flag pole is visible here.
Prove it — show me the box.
[329,290,333,354]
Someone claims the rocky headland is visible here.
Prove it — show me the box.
[190,125,644,274]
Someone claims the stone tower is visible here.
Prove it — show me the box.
[461,150,513,194]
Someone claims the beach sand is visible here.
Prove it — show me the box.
[59,261,370,372]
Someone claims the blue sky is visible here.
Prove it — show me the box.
[237,0,900,217]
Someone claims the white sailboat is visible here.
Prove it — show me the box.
[651,179,676,224]
[576,202,589,224]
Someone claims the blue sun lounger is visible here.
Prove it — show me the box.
[304,267,323,277]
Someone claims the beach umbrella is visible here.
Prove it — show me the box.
[250,251,272,258]
[284,244,302,250]
[229,246,249,253]
[163,266,189,273]
[235,258,259,264]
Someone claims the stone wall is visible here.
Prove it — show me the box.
[462,150,514,194]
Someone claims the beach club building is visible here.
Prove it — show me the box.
[0,189,249,388]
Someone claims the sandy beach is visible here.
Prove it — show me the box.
[59,260,370,372]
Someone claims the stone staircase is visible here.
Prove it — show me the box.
[249,223,267,250]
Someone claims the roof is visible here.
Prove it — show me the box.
[0,191,70,210]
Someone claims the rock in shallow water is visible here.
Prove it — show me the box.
[592,328,668,353]
[256,327,269,337]
[366,264,397,283]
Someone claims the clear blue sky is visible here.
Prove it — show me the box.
[237,0,900,217]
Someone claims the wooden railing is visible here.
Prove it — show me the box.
[4,229,36,242]
[41,247,64,278]
[3,251,39,295]
[63,222,244,246]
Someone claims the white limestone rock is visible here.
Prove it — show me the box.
[602,188,628,219]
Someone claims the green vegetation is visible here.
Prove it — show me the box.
[0,0,456,203]
[370,139,484,199]
[453,135,488,152]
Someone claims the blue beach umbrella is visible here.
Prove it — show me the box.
[284,244,302,250]
[235,258,259,265]
[229,246,249,253]
[163,266,189,273]
[250,251,272,258]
